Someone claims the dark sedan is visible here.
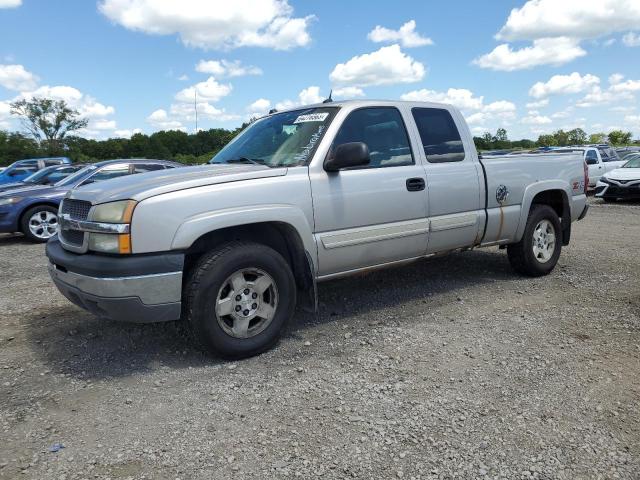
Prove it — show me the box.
[0,159,182,242]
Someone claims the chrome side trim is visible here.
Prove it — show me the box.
[319,218,429,250]
[429,212,478,232]
[48,264,182,304]
[59,214,130,234]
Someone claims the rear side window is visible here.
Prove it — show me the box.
[332,107,413,168]
[411,108,465,163]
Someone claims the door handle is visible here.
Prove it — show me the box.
[406,177,425,192]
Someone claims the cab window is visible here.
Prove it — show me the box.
[411,108,465,163]
[331,107,413,168]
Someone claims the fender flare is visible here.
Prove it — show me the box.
[514,181,572,243]
[170,204,318,271]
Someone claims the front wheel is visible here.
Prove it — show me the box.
[184,241,297,359]
[507,205,562,277]
[20,205,59,243]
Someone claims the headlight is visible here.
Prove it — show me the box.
[88,233,124,254]
[91,200,137,223]
[87,200,136,254]
[0,197,19,207]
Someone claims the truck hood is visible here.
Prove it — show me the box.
[68,164,288,204]
[605,167,640,181]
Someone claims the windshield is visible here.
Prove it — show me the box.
[623,156,640,168]
[24,166,58,183]
[211,107,338,167]
[55,165,97,186]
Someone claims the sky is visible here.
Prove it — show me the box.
[1,0,640,141]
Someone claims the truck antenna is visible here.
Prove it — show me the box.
[322,90,333,103]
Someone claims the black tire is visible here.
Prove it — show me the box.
[507,205,562,277]
[184,241,297,359]
[20,205,59,243]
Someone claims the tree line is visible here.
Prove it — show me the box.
[1,97,637,166]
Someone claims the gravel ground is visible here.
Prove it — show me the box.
[1,197,639,480]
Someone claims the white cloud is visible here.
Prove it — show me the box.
[623,32,640,47]
[195,59,262,77]
[484,100,517,114]
[246,98,271,114]
[526,99,549,109]
[175,77,232,103]
[98,0,314,50]
[0,64,39,91]
[476,0,640,70]
[496,0,640,41]
[329,44,425,87]
[332,87,365,98]
[473,37,586,71]
[521,114,552,125]
[529,72,600,99]
[178,74,189,81]
[610,79,640,93]
[298,86,323,105]
[113,128,142,138]
[400,88,483,110]
[609,73,625,85]
[367,20,433,48]
[79,101,115,118]
[146,108,185,130]
[92,119,117,130]
[0,0,21,8]
[169,101,239,123]
[274,85,326,110]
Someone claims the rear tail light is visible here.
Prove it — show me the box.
[583,161,589,194]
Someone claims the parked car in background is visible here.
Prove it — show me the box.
[0,157,72,185]
[0,159,181,242]
[554,147,625,187]
[595,155,640,202]
[620,152,640,163]
[0,164,85,193]
[47,100,588,358]
[615,146,640,158]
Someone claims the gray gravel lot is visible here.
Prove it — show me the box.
[1,197,639,479]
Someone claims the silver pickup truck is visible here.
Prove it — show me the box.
[46,100,589,358]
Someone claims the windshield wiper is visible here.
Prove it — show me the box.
[217,157,270,167]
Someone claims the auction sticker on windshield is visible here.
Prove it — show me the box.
[294,113,329,124]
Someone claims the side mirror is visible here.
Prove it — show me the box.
[324,142,370,172]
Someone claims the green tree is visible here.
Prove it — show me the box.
[608,130,633,145]
[551,129,569,146]
[10,98,88,154]
[537,134,557,147]
[588,132,606,144]
[567,128,587,145]
[0,131,40,166]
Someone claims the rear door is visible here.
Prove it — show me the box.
[309,106,429,276]
[410,107,483,253]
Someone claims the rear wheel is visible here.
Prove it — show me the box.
[184,241,296,359]
[507,205,562,277]
[20,205,59,243]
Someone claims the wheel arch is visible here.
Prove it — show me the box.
[181,219,316,309]
[515,182,572,246]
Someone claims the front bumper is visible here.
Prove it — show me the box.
[46,238,184,323]
[595,184,640,199]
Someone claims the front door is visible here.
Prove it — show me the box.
[309,107,429,277]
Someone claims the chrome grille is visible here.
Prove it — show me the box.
[60,199,92,221]
[60,229,84,246]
